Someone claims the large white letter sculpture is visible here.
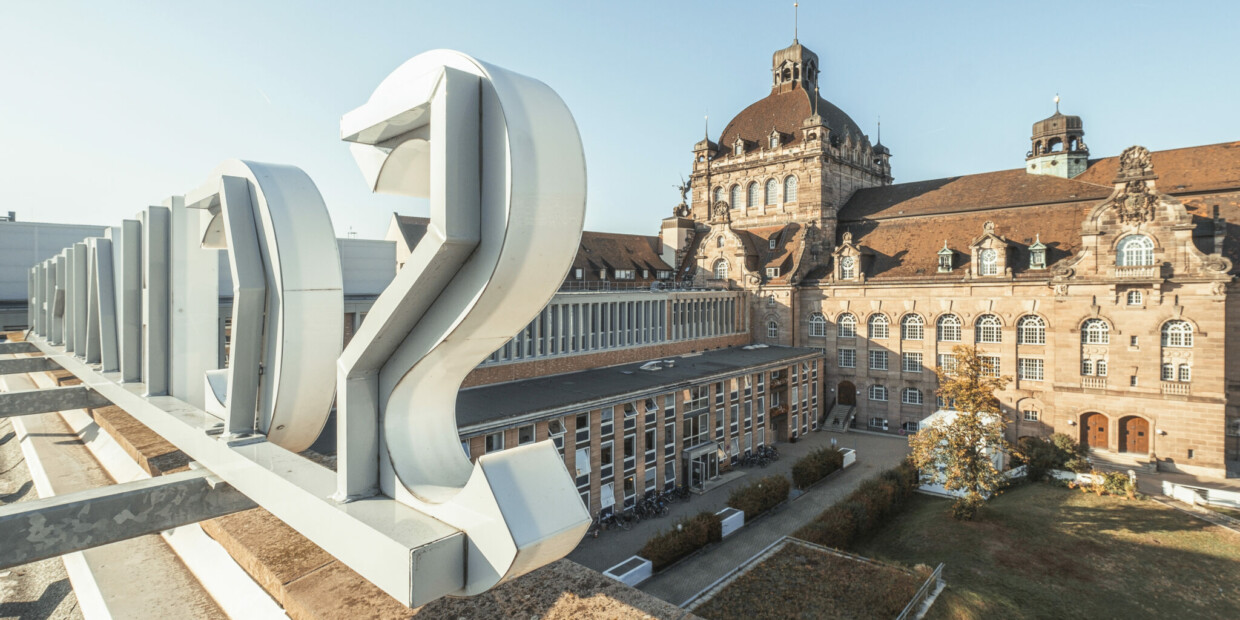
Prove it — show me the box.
[337,50,590,593]
[186,161,343,451]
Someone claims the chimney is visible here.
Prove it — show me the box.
[4,211,13,222]
[661,215,693,268]
[1213,205,1226,256]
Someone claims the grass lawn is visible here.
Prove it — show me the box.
[853,483,1240,619]
[1210,505,1240,520]
[694,541,925,620]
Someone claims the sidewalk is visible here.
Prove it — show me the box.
[566,429,910,605]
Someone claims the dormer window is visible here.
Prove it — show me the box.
[766,267,780,278]
[979,248,999,276]
[937,242,953,273]
[840,255,856,279]
[1029,235,1047,269]
[769,237,777,250]
[733,139,744,156]
[769,132,780,149]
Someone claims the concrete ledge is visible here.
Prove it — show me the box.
[89,404,191,476]
[200,506,693,619]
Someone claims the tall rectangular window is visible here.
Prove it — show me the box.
[869,350,888,371]
[981,355,1000,378]
[838,348,856,368]
[901,352,923,373]
[1018,358,1044,381]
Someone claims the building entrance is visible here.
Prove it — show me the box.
[1081,412,1109,450]
[838,381,856,406]
[1120,416,1149,454]
[685,443,720,490]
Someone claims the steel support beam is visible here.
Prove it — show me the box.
[0,468,256,571]
[0,357,60,375]
[0,385,110,417]
[0,342,38,354]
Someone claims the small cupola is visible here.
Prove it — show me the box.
[1026,96,1088,178]
[1028,235,1047,270]
[937,241,954,273]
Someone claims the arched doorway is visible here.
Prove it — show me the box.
[1119,416,1150,454]
[1080,412,1109,450]
[838,381,856,406]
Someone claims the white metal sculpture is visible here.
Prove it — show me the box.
[9,49,590,607]
[185,161,343,449]
[337,49,590,593]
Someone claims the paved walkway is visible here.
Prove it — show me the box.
[567,429,910,606]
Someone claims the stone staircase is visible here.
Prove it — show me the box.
[1088,450,1157,474]
[824,404,854,432]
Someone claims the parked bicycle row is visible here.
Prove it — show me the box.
[588,485,693,537]
[736,444,780,469]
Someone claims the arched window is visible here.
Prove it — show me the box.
[713,259,729,280]
[767,320,779,339]
[868,314,889,339]
[713,187,723,204]
[783,175,798,202]
[1096,360,1108,376]
[1082,319,1110,345]
[838,313,857,338]
[975,314,1002,343]
[937,314,962,342]
[765,179,778,205]
[716,236,724,248]
[1017,315,1046,345]
[769,134,779,149]
[979,248,999,276]
[809,312,827,337]
[1161,320,1193,347]
[868,385,888,401]
[1162,363,1174,381]
[840,255,856,279]
[1081,359,1094,376]
[901,315,924,340]
[1179,365,1191,382]
[730,185,742,210]
[1126,290,1143,305]
[1117,235,1155,266]
[747,182,760,208]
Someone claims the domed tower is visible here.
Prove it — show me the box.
[1026,97,1088,178]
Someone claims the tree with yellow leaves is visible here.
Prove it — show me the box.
[909,344,1011,520]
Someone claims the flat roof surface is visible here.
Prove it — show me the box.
[456,345,820,430]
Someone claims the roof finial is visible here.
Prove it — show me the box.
[813,84,819,115]
[876,116,881,145]
[1054,93,1060,113]
[794,2,799,43]
[704,114,709,141]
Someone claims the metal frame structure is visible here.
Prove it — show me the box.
[4,50,590,608]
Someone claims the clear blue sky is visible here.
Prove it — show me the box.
[2,1,1237,239]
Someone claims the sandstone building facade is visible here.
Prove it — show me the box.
[668,38,1240,477]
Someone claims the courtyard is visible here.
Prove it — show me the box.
[567,429,911,604]
[853,483,1240,619]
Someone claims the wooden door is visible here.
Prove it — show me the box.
[1121,417,1149,454]
[1081,413,1108,450]
[838,381,856,406]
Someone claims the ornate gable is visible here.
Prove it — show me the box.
[1066,145,1233,280]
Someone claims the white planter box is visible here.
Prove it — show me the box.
[603,556,652,586]
[840,448,857,469]
[716,506,745,538]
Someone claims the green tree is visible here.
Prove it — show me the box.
[909,344,1011,520]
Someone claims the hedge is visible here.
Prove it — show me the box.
[794,459,919,550]
[791,446,845,489]
[1012,433,1089,481]
[727,474,791,520]
[638,511,723,571]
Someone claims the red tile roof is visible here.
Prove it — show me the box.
[834,141,1240,280]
